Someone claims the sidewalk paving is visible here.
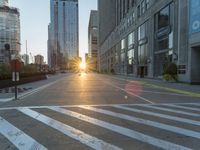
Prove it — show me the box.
[111,74,200,97]
[0,73,70,103]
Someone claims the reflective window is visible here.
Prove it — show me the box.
[128,32,135,48]
[146,0,150,9]
[138,23,146,40]
[121,39,126,50]
[141,0,145,14]
[138,44,147,65]
[158,6,170,29]
[137,5,140,18]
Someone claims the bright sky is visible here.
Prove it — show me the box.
[9,0,97,63]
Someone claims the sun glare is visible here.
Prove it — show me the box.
[79,62,86,70]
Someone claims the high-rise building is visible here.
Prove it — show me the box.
[88,10,98,71]
[21,54,29,65]
[0,0,20,64]
[98,0,116,72]
[0,0,8,6]
[34,55,44,65]
[48,0,79,70]
[98,0,200,83]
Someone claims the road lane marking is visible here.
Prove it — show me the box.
[102,75,200,98]
[114,105,200,126]
[0,116,47,150]
[125,90,192,97]
[109,82,193,97]
[99,78,154,104]
[140,105,200,117]
[49,106,191,150]
[163,104,200,112]
[18,108,122,150]
[79,106,200,139]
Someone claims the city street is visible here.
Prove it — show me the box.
[0,73,200,150]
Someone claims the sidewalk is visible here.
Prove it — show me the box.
[0,73,70,103]
[110,74,200,97]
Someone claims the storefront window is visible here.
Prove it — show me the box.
[138,23,145,40]
[121,52,125,63]
[138,44,147,65]
[121,39,126,50]
[128,32,135,49]
[138,22,148,66]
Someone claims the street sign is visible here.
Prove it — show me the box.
[12,72,19,82]
[10,59,21,72]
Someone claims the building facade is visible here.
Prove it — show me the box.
[88,10,98,71]
[34,55,44,65]
[21,54,29,65]
[0,0,20,64]
[48,0,79,70]
[98,0,200,83]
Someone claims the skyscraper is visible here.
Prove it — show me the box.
[48,0,79,70]
[0,0,8,6]
[88,10,98,71]
[0,0,20,64]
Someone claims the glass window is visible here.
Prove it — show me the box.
[137,5,140,18]
[132,12,135,23]
[128,32,135,48]
[138,44,147,65]
[128,49,133,59]
[121,39,126,50]
[157,38,169,50]
[158,6,170,29]
[121,52,125,62]
[141,0,145,14]
[115,51,119,63]
[127,49,134,74]
[146,0,150,9]
[138,23,146,41]
[132,0,135,7]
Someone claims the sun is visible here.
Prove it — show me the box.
[79,62,86,70]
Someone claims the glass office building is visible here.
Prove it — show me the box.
[0,0,20,64]
[98,0,200,83]
[48,0,79,69]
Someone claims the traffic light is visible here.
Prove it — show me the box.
[4,43,10,51]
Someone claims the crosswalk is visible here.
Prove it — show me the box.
[0,103,200,150]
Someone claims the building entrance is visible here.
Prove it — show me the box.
[191,46,200,83]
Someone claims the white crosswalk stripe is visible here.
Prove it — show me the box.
[79,106,200,139]
[0,103,200,150]
[0,116,47,150]
[114,105,200,126]
[139,105,200,117]
[163,104,200,112]
[49,106,192,150]
[18,107,122,150]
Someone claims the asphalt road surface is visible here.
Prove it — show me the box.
[0,73,200,150]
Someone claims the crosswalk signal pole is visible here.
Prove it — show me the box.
[14,60,18,100]
[11,59,20,100]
